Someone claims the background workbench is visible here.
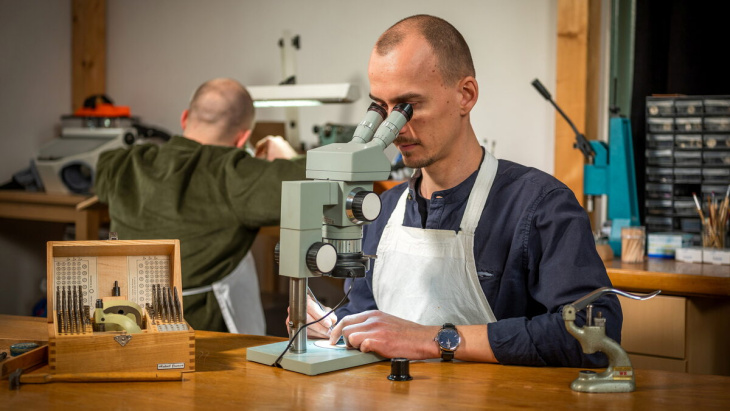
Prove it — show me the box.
[0,315,728,409]
[0,191,107,241]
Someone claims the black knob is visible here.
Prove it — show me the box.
[306,242,337,275]
[274,242,280,264]
[388,358,413,381]
[347,189,381,224]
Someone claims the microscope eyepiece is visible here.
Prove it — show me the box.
[350,103,389,144]
[368,102,388,118]
[392,103,413,121]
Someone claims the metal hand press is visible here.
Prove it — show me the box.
[562,287,660,393]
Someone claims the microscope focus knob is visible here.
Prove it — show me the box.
[347,189,381,224]
[306,242,338,275]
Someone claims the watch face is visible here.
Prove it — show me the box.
[437,328,460,351]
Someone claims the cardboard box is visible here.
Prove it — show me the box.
[47,239,195,375]
[702,248,730,265]
[675,247,704,263]
[647,232,694,258]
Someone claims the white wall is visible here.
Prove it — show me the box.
[0,0,71,315]
[106,0,557,173]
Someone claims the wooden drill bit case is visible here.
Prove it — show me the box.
[46,239,195,375]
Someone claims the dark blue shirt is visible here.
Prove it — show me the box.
[336,158,622,367]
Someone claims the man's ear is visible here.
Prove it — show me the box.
[180,109,189,131]
[235,129,252,148]
[458,76,478,115]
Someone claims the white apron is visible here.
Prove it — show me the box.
[372,150,498,326]
[182,251,266,335]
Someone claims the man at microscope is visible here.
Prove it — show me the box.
[302,15,621,367]
[95,78,305,334]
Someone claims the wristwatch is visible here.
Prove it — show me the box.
[434,323,460,361]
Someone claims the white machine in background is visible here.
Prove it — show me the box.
[33,116,169,195]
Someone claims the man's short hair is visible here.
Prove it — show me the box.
[375,15,475,86]
[188,78,255,141]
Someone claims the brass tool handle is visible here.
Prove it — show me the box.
[20,371,184,383]
[571,287,661,312]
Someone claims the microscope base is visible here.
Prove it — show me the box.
[246,340,385,375]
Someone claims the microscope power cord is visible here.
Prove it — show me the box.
[272,284,354,368]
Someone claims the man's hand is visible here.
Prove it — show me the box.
[328,310,440,360]
[255,135,299,161]
[285,296,337,339]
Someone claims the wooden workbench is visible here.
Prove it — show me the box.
[0,191,108,240]
[606,259,730,297]
[0,315,729,409]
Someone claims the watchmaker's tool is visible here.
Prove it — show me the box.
[9,343,40,357]
[247,102,412,375]
[9,368,183,389]
[46,240,194,376]
[533,79,640,256]
[563,287,660,393]
[148,284,187,331]
[0,344,48,379]
[388,358,413,381]
[94,298,142,334]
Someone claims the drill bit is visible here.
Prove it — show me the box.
[62,286,68,334]
[162,287,170,323]
[155,284,163,322]
[78,285,85,334]
[56,286,62,334]
[146,303,156,325]
[166,287,175,323]
[72,286,79,334]
[150,285,156,321]
[84,305,92,333]
[173,286,181,323]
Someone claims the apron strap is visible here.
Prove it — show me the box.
[181,284,213,297]
[460,149,499,233]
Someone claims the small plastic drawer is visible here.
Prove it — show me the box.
[703,168,730,183]
[646,183,673,199]
[703,98,730,115]
[674,151,702,166]
[674,168,702,183]
[646,167,674,183]
[647,118,675,132]
[647,134,674,149]
[675,117,702,132]
[675,99,703,115]
[646,216,674,232]
[646,208,673,217]
[646,216,673,227]
[673,199,697,216]
[703,151,730,165]
[646,149,674,166]
[646,199,672,208]
[647,99,675,116]
[702,184,729,197]
[704,134,730,149]
[680,217,702,233]
[675,134,703,149]
[704,117,730,132]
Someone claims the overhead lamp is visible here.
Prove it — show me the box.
[249,83,360,108]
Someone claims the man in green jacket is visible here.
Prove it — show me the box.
[95,78,306,333]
